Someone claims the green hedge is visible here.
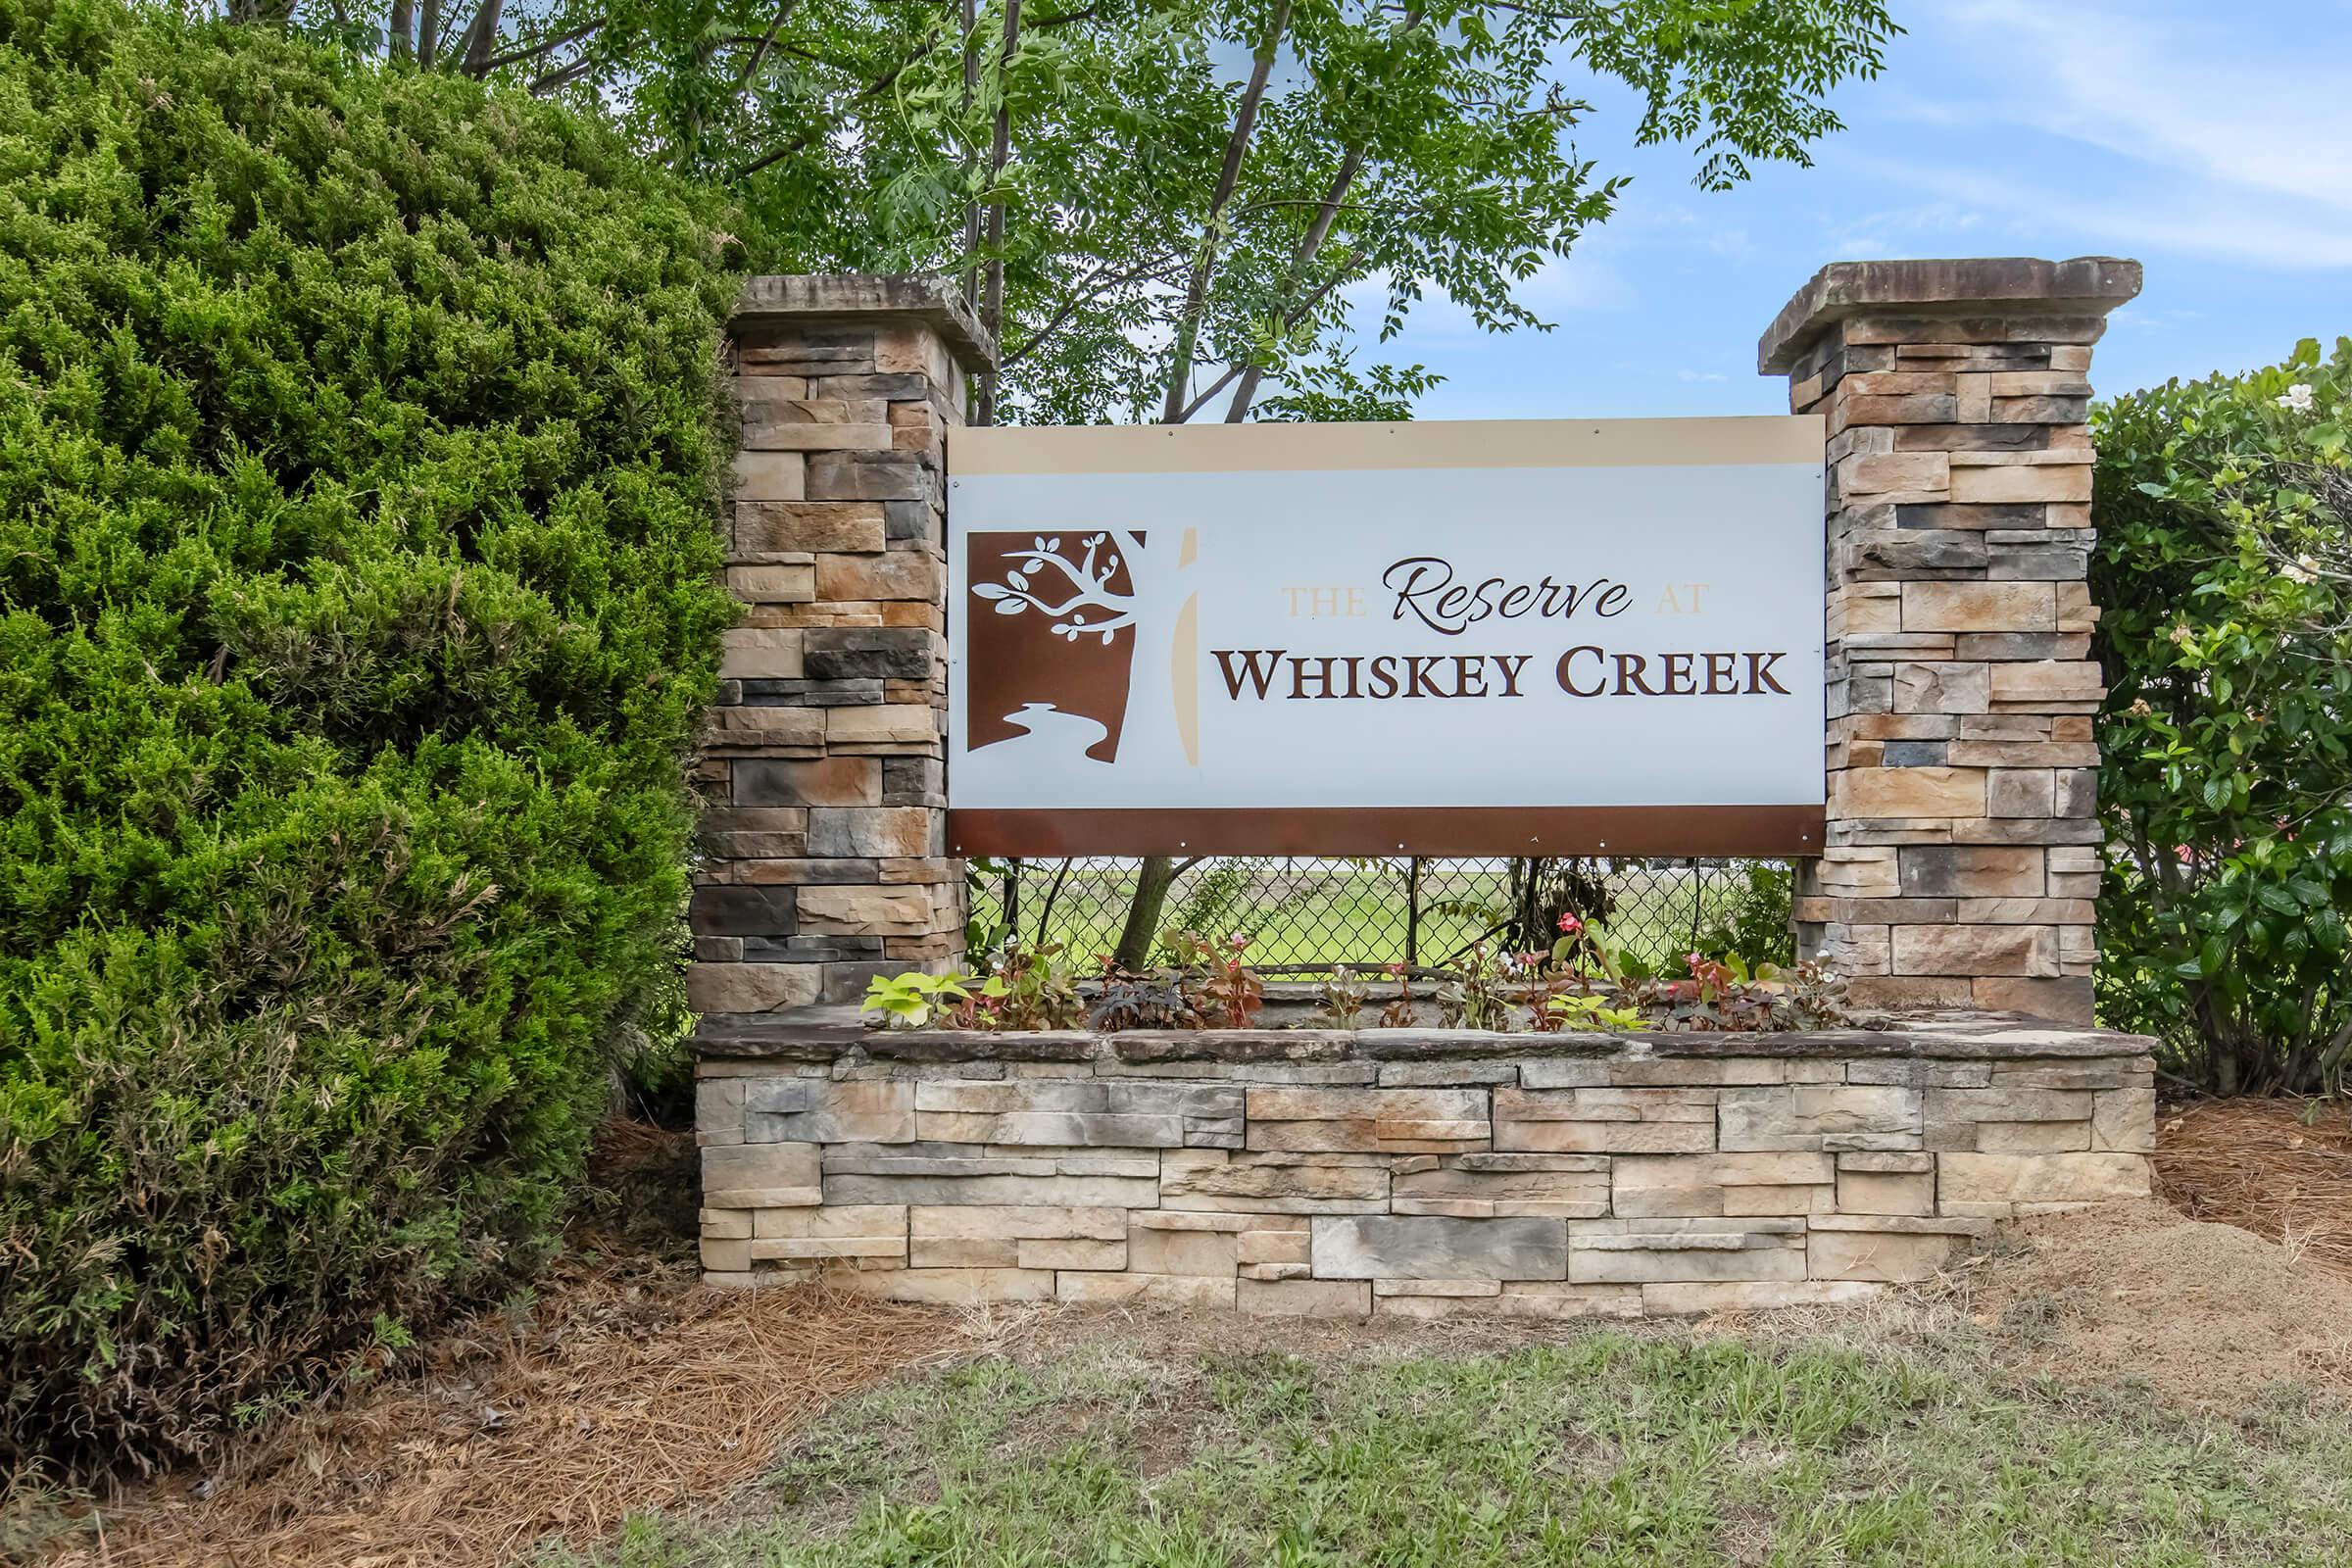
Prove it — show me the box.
[2092,339,2352,1092]
[0,0,738,1468]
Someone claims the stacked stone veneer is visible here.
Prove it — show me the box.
[696,1020,2155,1315]
[690,278,994,1015]
[1761,257,2142,1027]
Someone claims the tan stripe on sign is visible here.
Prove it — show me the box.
[949,416,1822,476]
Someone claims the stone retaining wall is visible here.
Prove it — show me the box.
[695,1015,2155,1317]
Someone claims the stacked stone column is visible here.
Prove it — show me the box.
[1758,258,2141,1025]
[689,276,993,1017]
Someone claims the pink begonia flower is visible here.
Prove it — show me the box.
[1556,912,1584,934]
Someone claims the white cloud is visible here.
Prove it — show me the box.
[1945,1,2352,217]
[1831,153,2352,270]
[1867,1,2352,270]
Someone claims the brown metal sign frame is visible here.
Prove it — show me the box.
[949,806,1822,858]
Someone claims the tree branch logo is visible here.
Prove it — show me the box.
[965,527,1200,770]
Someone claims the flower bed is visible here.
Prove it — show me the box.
[859,922,1849,1037]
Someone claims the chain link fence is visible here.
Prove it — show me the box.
[969,857,1794,975]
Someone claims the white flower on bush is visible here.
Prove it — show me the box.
[2281,562,2313,584]
[2277,383,2316,413]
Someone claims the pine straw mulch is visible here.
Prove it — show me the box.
[1932,1095,2352,1412]
[2154,1096,2352,1277]
[15,1124,1025,1568]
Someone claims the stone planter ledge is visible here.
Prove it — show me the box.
[694,1007,2156,1067]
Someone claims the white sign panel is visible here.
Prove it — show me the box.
[947,417,1825,856]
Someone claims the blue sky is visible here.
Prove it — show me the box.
[1355,0,2352,419]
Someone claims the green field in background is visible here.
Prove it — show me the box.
[971,859,1752,971]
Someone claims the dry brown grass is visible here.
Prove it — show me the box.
[2155,1097,2352,1277]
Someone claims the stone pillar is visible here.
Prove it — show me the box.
[1757,258,2140,1025]
[689,276,994,1017]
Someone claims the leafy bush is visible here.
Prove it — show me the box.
[0,0,738,1468]
[2091,339,2352,1092]
[1693,861,1796,969]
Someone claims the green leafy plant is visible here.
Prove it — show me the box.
[2092,338,2352,1092]
[1546,994,1644,1032]
[1161,860,1261,953]
[860,971,1004,1030]
[0,0,738,1471]
[1613,954,1849,1033]
[1435,944,1511,1032]
[988,943,1086,1031]
[1376,962,1418,1029]
[1164,932,1264,1029]
[1314,966,1370,1029]
[1692,862,1797,968]
[1088,968,1203,1033]
[1549,914,1658,987]
[962,857,1014,958]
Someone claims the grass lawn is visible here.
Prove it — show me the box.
[565,1318,2352,1568]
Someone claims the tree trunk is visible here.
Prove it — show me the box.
[389,0,415,60]
[1404,857,1423,966]
[1102,532,1197,970]
[458,0,504,76]
[959,0,980,306]
[1223,142,1364,421]
[1113,856,1183,969]
[1159,0,1290,422]
[1115,3,1292,963]
[972,0,1021,425]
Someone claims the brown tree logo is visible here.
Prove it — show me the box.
[966,527,1200,768]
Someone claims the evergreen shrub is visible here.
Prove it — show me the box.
[0,0,738,1467]
[2092,340,2352,1092]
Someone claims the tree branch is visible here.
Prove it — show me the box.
[974,0,1023,426]
[739,0,805,83]
[1167,270,1348,421]
[1223,145,1364,421]
[529,51,601,95]
[478,19,600,74]
[734,29,945,178]
[1160,0,1292,423]
[960,0,981,306]
[456,0,506,77]
[1002,254,1186,368]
